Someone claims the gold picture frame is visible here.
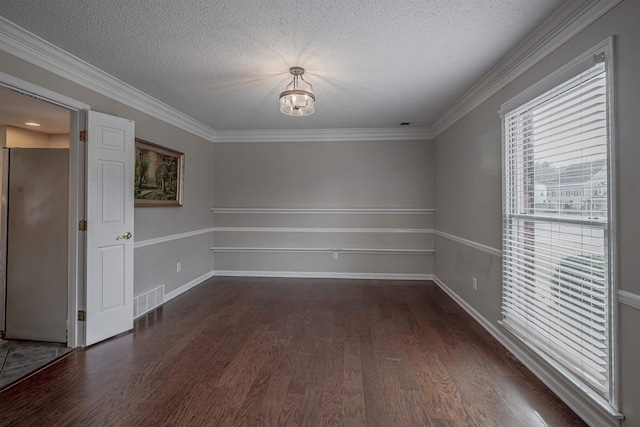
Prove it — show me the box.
[134,138,184,207]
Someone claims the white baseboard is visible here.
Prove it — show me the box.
[213,270,432,281]
[432,275,622,427]
[162,271,215,302]
[137,270,429,320]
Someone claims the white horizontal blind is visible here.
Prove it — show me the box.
[502,61,611,398]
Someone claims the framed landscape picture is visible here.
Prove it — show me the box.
[134,138,184,207]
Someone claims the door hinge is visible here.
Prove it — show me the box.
[79,130,88,142]
[78,310,86,322]
[79,220,87,231]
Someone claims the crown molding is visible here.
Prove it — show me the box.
[0,16,216,142]
[212,127,434,143]
[431,0,623,138]
[0,16,432,145]
[1,0,621,145]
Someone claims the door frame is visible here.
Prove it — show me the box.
[0,71,90,348]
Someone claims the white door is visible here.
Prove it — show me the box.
[85,111,135,346]
[5,149,69,342]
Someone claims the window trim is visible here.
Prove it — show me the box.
[499,37,621,417]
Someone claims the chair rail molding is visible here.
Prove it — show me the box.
[210,247,434,255]
[134,227,214,249]
[434,230,502,257]
[213,227,433,234]
[212,207,435,215]
[618,290,640,310]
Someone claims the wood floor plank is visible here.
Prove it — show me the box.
[343,338,366,426]
[408,350,474,425]
[232,337,290,424]
[250,331,303,426]
[0,278,588,427]
[320,327,346,426]
[278,340,318,425]
[359,333,391,427]
[378,355,428,426]
[296,305,337,426]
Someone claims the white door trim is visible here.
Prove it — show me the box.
[0,72,89,348]
[0,72,90,111]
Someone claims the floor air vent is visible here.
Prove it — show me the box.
[134,284,165,318]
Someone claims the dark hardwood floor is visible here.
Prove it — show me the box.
[0,277,586,426]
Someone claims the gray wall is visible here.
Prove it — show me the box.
[213,139,434,276]
[433,1,639,425]
[0,50,215,298]
[214,140,433,208]
[3,3,637,422]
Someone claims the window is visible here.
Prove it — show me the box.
[500,41,617,410]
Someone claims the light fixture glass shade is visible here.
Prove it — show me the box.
[280,90,315,116]
[279,67,315,116]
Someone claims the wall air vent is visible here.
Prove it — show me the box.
[134,284,165,318]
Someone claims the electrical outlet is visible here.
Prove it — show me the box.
[472,277,477,290]
[177,262,182,272]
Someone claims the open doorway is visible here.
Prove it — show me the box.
[0,72,136,390]
[0,85,74,388]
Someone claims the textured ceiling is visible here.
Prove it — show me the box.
[0,0,565,131]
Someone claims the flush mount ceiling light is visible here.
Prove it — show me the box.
[279,67,315,116]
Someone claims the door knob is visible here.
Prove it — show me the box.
[116,232,132,240]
